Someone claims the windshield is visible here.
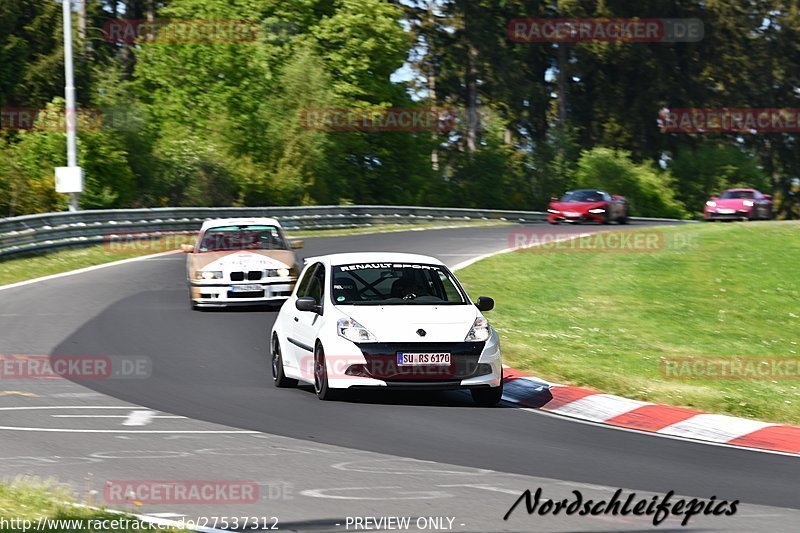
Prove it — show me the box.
[198,225,288,252]
[331,263,467,305]
[719,190,755,199]
[560,190,604,203]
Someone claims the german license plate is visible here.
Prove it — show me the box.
[231,284,262,292]
[397,352,451,366]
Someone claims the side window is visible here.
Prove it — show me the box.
[304,263,327,304]
[438,271,462,302]
[295,264,318,297]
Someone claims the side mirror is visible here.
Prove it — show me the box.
[763,194,772,200]
[295,296,321,314]
[550,197,559,202]
[291,240,304,249]
[475,296,494,312]
[180,244,194,253]
[710,196,718,201]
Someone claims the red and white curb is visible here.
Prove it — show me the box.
[501,367,800,456]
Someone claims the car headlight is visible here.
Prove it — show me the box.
[547,208,560,214]
[743,200,754,207]
[265,268,292,277]
[588,208,606,214]
[465,317,490,342]
[706,201,717,207]
[195,270,222,280]
[338,317,377,343]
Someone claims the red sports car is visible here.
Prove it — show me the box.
[547,189,629,224]
[704,188,773,221]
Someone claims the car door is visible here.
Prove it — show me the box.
[281,263,317,371]
[290,262,326,376]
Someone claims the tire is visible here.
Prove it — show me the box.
[189,290,198,311]
[471,380,503,407]
[314,345,339,400]
[272,337,297,388]
[548,221,559,225]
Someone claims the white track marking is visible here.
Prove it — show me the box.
[0,406,256,434]
[0,250,180,292]
[452,232,591,271]
[123,410,155,426]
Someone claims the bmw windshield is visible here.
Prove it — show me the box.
[198,225,289,252]
[331,263,468,305]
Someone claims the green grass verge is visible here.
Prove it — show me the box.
[0,481,180,532]
[457,221,800,425]
[0,221,507,286]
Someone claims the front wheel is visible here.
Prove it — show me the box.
[471,382,503,407]
[272,338,297,388]
[314,345,339,400]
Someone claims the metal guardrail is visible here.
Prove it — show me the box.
[0,205,693,260]
[0,205,553,259]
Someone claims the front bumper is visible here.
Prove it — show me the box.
[190,279,295,307]
[704,208,752,220]
[319,331,503,390]
[548,211,605,224]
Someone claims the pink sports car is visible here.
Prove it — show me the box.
[704,188,773,221]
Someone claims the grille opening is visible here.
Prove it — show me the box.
[247,271,262,280]
[230,272,245,281]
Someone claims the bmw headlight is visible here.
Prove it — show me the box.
[706,201,717,207]
[338,317,377,343]
[588,208,606,214]
[465,317,490,342]
[743,200,755,207]
[547,208,560,214]
[265,268,293,278]
[195,270,222,280]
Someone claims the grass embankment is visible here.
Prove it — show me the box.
[457,221,800,424]
[0,482,179,532]
[0,221,508,286]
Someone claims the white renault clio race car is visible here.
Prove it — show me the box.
[269,253,503,405]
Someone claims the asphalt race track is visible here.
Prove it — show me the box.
[1,223,798,531]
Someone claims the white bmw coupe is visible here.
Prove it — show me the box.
[269,252,503,405]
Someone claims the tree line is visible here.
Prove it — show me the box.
[1,0,799,218]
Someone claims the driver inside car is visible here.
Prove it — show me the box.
[390,272,429,299]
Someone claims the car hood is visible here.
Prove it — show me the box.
[550,201,605,212]
[339,304,481,343]
[190,250,294,271]
[712,199,751,209]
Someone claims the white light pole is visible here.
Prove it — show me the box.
[59,0,82,211]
